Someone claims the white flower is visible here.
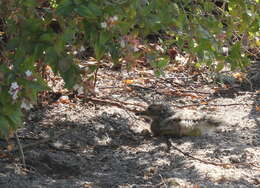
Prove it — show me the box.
[12,92,18,100]
[9,82,20,100]
[133,46,139,52]
[21,100,33,110]
[120,39,126,48]
[59,95,69,101]
[25,70,32,77]
[73,84,84,94]
[222,47,229,54]
[11,82,19,90]
[101,22,107,28]
[155,45,165,53]
[175,54,185,62]
[80,46,85,52]
[111,15,118,21]
[77,86,84,95]
[73,84,80,90]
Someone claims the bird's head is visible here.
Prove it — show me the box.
[136,104,174,119]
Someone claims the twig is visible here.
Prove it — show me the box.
[14,131,26,167]
[93,63,100,88]
[129,84,256,97]
[85,96,252,111]
[9,126,80,154]
[85,96,146,113]
[174,103,252,109]
[168,139,260,168]
[159,174,168,188]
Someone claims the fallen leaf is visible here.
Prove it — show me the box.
[215,175,231,183]
[0,152,8,158]
[7,143,15,151]
[232,72,245,82]
[200,101,208,105]
[123,79,134,84]
[58,96,70,104]
[168,47,178,59]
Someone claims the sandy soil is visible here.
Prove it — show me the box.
[0,66,259,188]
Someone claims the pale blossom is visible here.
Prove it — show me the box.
[111,15,118,21]
[101,22,107,28]
[73,84,80,90]
[73,84,84,94]
[120,39,126,48]
[80,46,85,52]
[155,45,165,53]
[133,46,139,52]
[10,82,19,90]
[222,47,229,54]
[25,70,32,77]
[77,86,84,95]
[8,82,20,100]
[21,100,33,110]
[59,96,69,101]
[11,92,18,100]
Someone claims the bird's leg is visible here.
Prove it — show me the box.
[163,136,172,153]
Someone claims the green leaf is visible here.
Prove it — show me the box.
[150,57,169,76]
[198,26,212,40]
[156,58,169,68]
[34,43,48,58]
[109,44,120,61]
[20,78,49,92]
[216,61,225,72]
[99,31,110,45]
[58,56,73,72]
[229,42,241,59]
[7,37,20,50]
[23,0,37,7]
[61,64,80,89]
[118,22,132,34]
[57,0,74,16]
[0,87,12,106]
[75,6,94,18]
[203,2,214,12]
[45,47,60,73]
[94,42,105,60]
[54,39,65,54]
[74,3,101,19]
[13,55,35,73]
[6,108,23,129]
[62,27,76,42]
[39,33,56,43]
[1,103,19,116]
[88,3,102,17]
[0,116,10,138]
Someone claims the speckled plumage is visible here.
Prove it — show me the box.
[137,104,222,137]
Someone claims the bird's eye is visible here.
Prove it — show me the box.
[148,106,153,111]
[148,105,155,111]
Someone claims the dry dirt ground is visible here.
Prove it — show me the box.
[0,64,259,188]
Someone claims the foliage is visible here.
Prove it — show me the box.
[0,0,259,138]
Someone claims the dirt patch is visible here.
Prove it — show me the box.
[0,66,259,188]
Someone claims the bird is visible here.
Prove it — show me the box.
[136,104,222,137]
